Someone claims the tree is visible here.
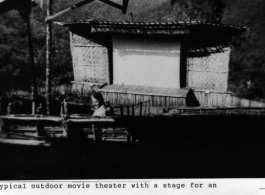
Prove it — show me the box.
[224,0,265,100]
[169,0,225,23]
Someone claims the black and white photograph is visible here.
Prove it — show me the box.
[0,0,265,181]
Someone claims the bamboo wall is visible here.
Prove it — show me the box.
[103,91,265,108]
[194,90,265,107]
[54,84,265,108]
[70,33,109,84]
[3,83,265,108]
[187,48,230,91]
[101,92,186,107]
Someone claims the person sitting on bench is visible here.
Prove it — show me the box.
[91,92,114,117]
[91,92,114,141]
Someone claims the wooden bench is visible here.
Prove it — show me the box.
[0,114,62,137]
[63,116,134,142]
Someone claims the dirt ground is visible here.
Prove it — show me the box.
[0,139,264,179]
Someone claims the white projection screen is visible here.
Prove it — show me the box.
[112,35,181,89]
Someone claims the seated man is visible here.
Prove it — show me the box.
[91,92,113,117]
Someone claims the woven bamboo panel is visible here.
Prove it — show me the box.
[187,48,230,91]
[192,91,265,107]
[71,33,109,84]
[193,91,233,107]
[72,34,99,45]
[188,71,228,91]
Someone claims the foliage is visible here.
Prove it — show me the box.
[170,0,225,22]
[223,0,265,100]
[0,11,32,90]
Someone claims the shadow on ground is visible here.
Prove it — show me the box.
[0,115,265,179]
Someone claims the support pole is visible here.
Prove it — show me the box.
[45,0,95,23]
[120,105,123,116]
[25,14,38,98]
[45,0,129,23]
[23,13,38,115]
[40,0,43,8]
[132,104,134,117]
[139,102,142,116]
[46,0,53,115]
[31,86,35,114]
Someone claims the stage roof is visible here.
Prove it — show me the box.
[58,20,247,51]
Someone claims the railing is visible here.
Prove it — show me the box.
[3,95,265,117]
[112,99,151,116]
[193,90,265,107]
[0,97,62,116]
[168,106,265,116]
[60,100,115,116]
[60,99,152,117]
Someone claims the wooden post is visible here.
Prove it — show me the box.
[148,99,151,114]
[0,97,2,114]
[81,84,84,97]
[46,0,53,115]
[92,124,95,140]
[120,105,123,116]
[36,122,45,137]
[31,86,35,115]
[60,102,64,116]
[1,122,9,132]
[92,124,101,141]
[127,106,130,116]
[139,102,142,116]
[63,122,68,137]
[126,132,131,143]
[132,104,134,117]
[84,104,87,113]
[40,0,43,8]
[24,14,38,100]
[7,103,12,114]
[64,101,68,115]
[37,103,43,114]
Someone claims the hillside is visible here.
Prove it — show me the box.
[0,0,265,100]
[223,0,265,99]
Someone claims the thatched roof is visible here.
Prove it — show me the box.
[58,20,247,52]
